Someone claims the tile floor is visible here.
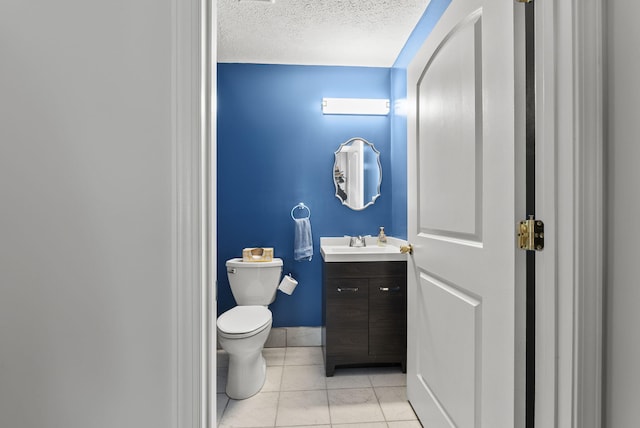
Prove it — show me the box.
[216,346,421,428]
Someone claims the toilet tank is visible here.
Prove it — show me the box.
[226,258,283,305]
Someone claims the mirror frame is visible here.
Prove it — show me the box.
[333,137,382,211]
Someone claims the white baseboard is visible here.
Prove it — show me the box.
[265,327,322,347]
[217,326,322,349]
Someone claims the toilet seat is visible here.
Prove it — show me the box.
[217,306,272,339]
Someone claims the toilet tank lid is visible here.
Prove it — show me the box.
[226,258,283,268]
[217,306,271,335]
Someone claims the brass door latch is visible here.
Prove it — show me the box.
[400,244,413,255]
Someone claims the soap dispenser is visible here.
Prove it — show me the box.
[377,226,387,246]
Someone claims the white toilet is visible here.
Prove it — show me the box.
[216,257,283,399]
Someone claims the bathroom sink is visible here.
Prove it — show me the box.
[320,236,408,262]
[327,246,390,253]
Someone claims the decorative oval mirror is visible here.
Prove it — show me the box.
[333,137,381,210]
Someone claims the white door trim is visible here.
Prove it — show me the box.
[174,1,606,426]
[173,0,214,426]
[535,0,604,426]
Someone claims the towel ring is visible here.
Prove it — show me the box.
[291,202,311,220]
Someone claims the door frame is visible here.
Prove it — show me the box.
[178,0,606,427]
[535,0,604,427]
[174,0,215,426]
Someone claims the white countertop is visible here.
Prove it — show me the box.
[320,236,408,262]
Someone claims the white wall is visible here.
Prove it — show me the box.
[0,1,176,427]
[606,2,640,426]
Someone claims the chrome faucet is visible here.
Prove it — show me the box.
[349,235,367,247]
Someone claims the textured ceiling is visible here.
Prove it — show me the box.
[218,0,430,67]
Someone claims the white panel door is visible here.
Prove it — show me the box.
[406,0,522,427]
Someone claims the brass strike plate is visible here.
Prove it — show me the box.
[518,217,544,251]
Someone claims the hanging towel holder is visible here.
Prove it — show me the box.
[291,202,311,220]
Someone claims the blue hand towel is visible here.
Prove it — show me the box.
[294,217,313,261]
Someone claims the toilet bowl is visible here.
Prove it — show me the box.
[217,257,283,399]
[217,305,273,399]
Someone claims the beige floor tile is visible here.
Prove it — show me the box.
[284,346,324,366]
[328,387,386,424]
[264,347,286,366]
[332,423,388,428]
[281,364,326,391]
[369,367,407,387]
[375,386,418,421]
[276,390,331,426]
[219,391,279,428]
[326,367,373,389]
[387,421,423,428]
[261,365,283,392]
[216,393,229,426]
[277,426,330,428]
[217,347,419,427]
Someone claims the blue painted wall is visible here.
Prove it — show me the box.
[217,64,392,327]
[216,1,450,327]
[390,67,408,240]
[392,0,452,69]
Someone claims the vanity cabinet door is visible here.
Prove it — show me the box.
[323,261,407,376]
[325,278,368,355]
[369,277,407,356]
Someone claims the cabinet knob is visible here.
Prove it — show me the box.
[379,286,401,292]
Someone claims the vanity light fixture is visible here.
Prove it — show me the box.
[322,98,390,116]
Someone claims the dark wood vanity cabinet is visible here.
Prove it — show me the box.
[322,261,407,376]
